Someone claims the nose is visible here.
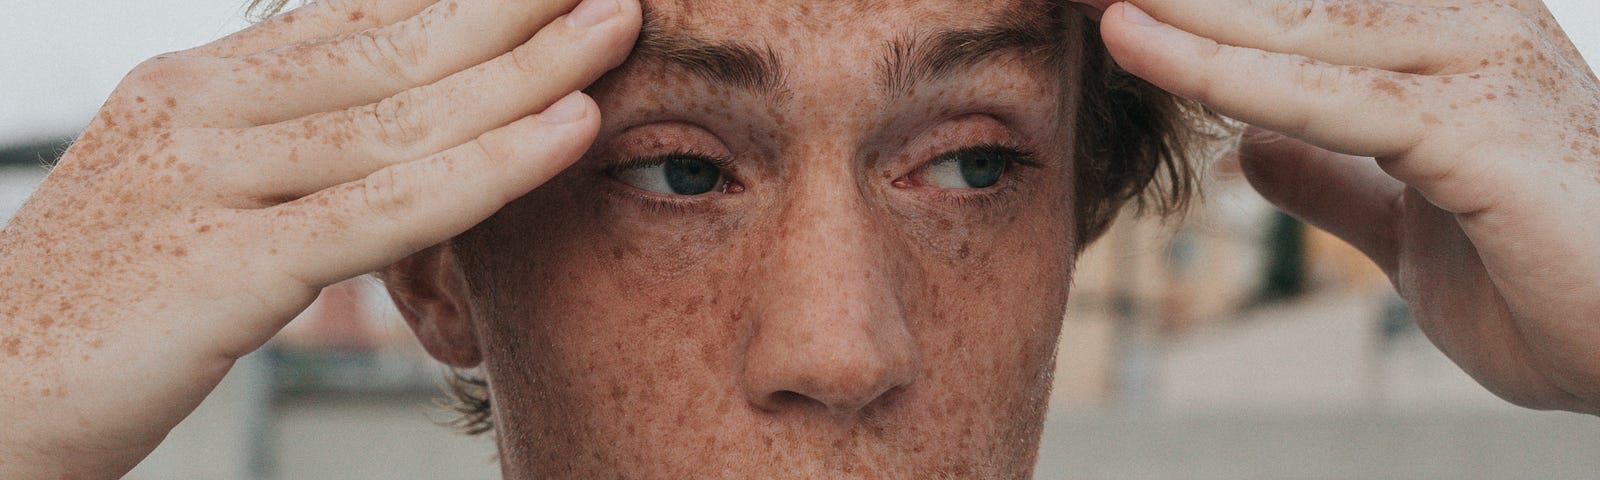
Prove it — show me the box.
[740,187,920,416]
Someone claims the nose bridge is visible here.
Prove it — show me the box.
[740,160,921,415]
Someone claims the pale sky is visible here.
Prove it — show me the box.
[2,1,1599,146]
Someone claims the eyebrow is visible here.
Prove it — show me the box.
[631,8,1065,102]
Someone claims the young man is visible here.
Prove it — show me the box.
[3,0,1599,478]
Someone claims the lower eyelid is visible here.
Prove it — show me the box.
[601,174,735,215]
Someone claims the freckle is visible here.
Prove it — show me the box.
[1420,113,1441,126]
[1369,77,1406,98]
[135,96,146,103]
[348,10,365,22]
[164,97,176,108]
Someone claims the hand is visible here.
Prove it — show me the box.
[1076,0,1600,414]
[0,0,640,476]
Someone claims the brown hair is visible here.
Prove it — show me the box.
[249,0,1227,435]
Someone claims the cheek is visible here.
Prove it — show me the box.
[904,198,1073,402]
[463,173,756,450]
[893,170,1075,432]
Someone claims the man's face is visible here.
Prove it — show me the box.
[453,0,1081,477]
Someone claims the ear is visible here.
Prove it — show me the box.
[382,244,482,368]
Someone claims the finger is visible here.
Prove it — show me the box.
[185,0,436,58]
[212,0,637,201]
[1100,2,1430,159]
[265,92,597,288]
[1237,129,1403,273]
[212,0,612,126]
[1122,0,1478,74]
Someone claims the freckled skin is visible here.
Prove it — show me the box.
[424,1,1078,477]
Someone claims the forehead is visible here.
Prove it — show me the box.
[641,0,1056,41]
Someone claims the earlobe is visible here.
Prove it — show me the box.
[382,244,483,368]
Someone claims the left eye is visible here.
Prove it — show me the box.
[612,156,725,196]
[922,146,1014,189]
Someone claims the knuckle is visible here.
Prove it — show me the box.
[122,55,208,95]
[1293,60,1345,94]
[351,28,429,85]
[504,43,554,77]
[1185,42,1230,104]
[358,92,428,149]
[359,167,416,224]
[471,134,515,167]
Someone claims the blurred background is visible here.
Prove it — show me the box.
[5,2,1600,479]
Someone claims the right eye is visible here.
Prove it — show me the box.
[611,156,727,196]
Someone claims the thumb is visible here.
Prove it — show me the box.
[1238,128,1404,274]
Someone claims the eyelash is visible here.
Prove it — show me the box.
[603,142,1042,213]
[603,149,738,215]
[920,142,1042,210]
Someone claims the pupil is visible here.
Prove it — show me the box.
[663,157,721,195]
[958,151,1005,188]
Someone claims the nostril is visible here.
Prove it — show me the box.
[764,390,820,411]
[773,390,804,402]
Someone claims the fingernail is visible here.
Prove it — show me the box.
[541,92,589,123]
[567,0,620,28]
[1120,3,1162,26]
